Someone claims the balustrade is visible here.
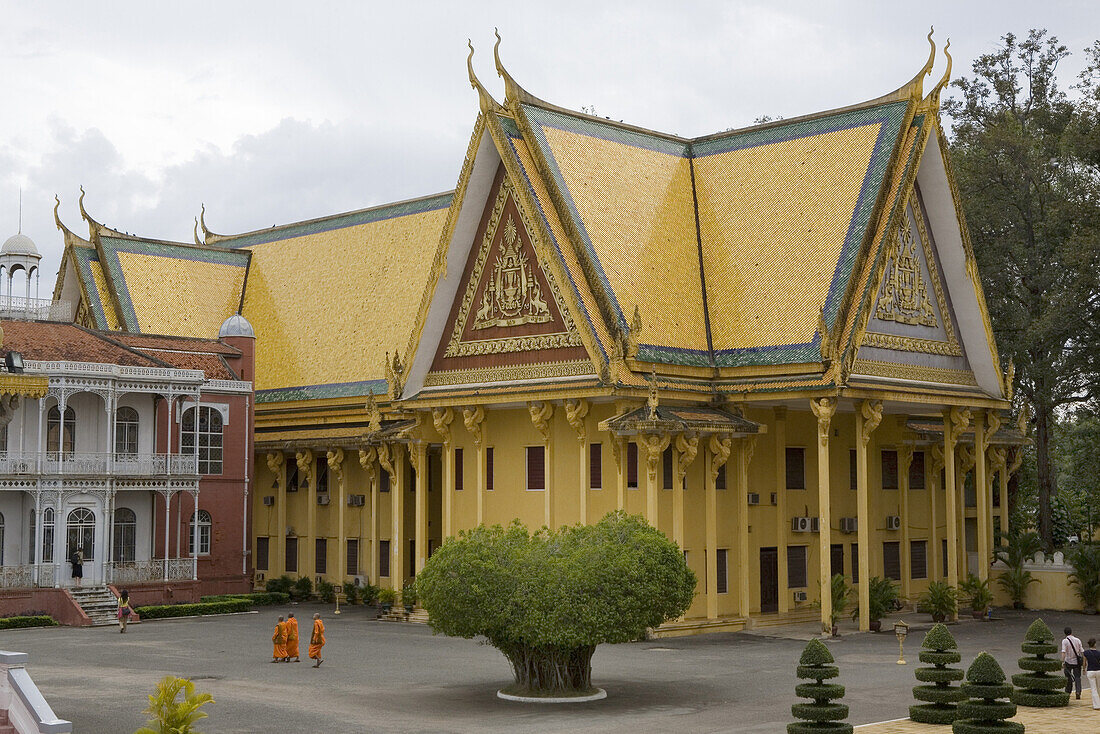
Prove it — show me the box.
[0,451,198,477]
[0,564,33,588]
[0,296,72,322]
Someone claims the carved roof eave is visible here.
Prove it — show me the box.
[598,405,766,437]
[0,374,49,399]
[903,419,1028,447]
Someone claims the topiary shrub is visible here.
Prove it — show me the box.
[1010,618,1069,707]
[910,623,966,724]
[951,652,1022,734]
[788,638,852,734]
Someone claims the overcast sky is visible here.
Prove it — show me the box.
[2,1,1098,288]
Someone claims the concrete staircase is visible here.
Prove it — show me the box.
[379,607,428,624]
[68,586,120,626]
[746,607,821,629]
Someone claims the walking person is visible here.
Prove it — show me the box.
[116,589,132,633]
[271,616,288,663]
[1062,626,1085,699]
[1084,638,1100,710]
[309,613,325,668]
[70,547,83,587]
[285,613,300,663]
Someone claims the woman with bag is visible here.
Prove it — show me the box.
[116,590,132,633]
[70,548,83,587]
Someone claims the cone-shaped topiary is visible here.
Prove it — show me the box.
[910,623,966,724]
[951,652,1023,734]
[788,638,852,734]
[1011,618,1069,707]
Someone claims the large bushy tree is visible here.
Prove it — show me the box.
[415,511,696,696]
[945,29,1100,548]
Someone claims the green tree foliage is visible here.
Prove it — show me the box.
[1011,618,1069,707]
[415,511,695,695]
[918,581,959,621]
[952,652,1022,734]
[910,623,966,725]
[1067,543,1100,611]
[945,29,1100,548]
[788,638,852,734]
[134,676,214,734]
[994,528,1041,608]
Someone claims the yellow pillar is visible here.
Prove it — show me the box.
[433,409,455,539]
[565,400,590,525]
[358,448,378,583]
[706,435,732,620]
[737,436,757,618]
[327,450,346,587]
[773,407,788,614]
[267,453,287,575]
[643,433,670,528]
[810,398,836,635]
[957,448,973,580]
[855,400,882,631]
[391,444,406,590]
[463,407,486,526]
[943,407,970,617]
[974,414,989,581]
[613,438,627,512]
[413,441,428,574]
[529,402,554,529]
[297,450,315,580]
[898,444,914,602]
[930,444,944,581]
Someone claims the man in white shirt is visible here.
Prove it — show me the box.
[1062,626,1084,699]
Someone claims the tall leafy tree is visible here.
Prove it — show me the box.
[944,30,1100,547]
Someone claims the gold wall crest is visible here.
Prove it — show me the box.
[876,220,937,327]
[473,215,551,329]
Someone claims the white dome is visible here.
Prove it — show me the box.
[218,313,255,338]
[2,233,39,257]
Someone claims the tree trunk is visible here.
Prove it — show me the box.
[1035,406,1056,549]
[501,644,596,694]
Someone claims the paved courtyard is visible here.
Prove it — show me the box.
[6,606,1100,732]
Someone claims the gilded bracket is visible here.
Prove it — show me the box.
[674,433,699,485]
[463,406,486,449]
[945,406,972,450]
[642,433,671,481]
[265,452,284,476]
[810,397,837,447]
[859,400,884,446]
[898,445,915,474]
[295,449,314,486]
[377,444,394,479]
[326,449,345,486]
[985,410,1002,439]
[564,398,589,443]
[432,407,455,447]
[707,434,732,485]
[358,447,377,483]
[931,443,945,473]
[528,401,554,442]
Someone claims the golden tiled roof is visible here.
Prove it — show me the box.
[87,259,120,330]
[240,205,449,391]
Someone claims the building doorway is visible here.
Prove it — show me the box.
[760,547,779,614]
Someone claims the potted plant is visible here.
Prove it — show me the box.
[997,566,1037,610]
[343,582,360,605]
[813,574,851,636]
[994,527,1041,610]
[361,583,380,607]
[1068,544,1100,614]
[378,587,396,614]
[402,580,418,614]
[918,580,958,623]
[850,576,899,631]
[959,573,994,619]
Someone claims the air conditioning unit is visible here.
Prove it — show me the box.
[810,517,821,533]
[793,590,808,603]
[747,492,760,505]
[262,496,275,506]
[316,576,324,585]
[791,517,811,533]
[886,515,901,531]
[317,495,330,506]
[770,492,778,506]
[348,494,366,507]
[840,517,858,534]
[287,484,298,493]
[286,526,296,537]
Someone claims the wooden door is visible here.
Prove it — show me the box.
[760,547,779,614]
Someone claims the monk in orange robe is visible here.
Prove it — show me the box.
[285,613,300,662]
[271,616,288,662]
[309,613,325,667]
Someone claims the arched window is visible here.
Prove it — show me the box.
[0,511,5,565]
[41,508,54,563]
[66,508,95,561]
[181,407,223,475]
[112,508,136,563]
[115,407,139,456]
[47,406,75,454]
[189,510,211,556]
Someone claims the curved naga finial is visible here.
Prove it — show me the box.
[53,195,65,232]
[194,217,202,246]
[467,39,504,114]
[77,185,91,222]
[198,202,220,241]
[493,27,522,106]
[929,39,953,106]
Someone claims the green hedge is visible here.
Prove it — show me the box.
[200,592,290,606]
[136,600,252,619]
[0,615,58,629]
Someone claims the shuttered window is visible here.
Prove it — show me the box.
[379,540,390,577]
[883,541,901,581]
[786,448,806,489]
[346,539,359,576]
[315,538,327,575]
[831,544,844,578]
[256,537,269,571]
[286,537,298,573]
[910,540,927,580]
[881,450,899,490]
[851,543,859,583]
[716,462,727,490]
[717,549,729,594]
[526,446,545,490]
[942,539,948,578]
[849,449,857,490]
[380,469,390,493]
[487,448,494,491]
[910,451,926,489]
[788,545,808,588]
[590,443,602,489]
[627,442,638,488]
[663,446,674,489]
[454,449,464,491]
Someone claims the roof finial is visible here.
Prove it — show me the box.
[199,202,219,240]
[929,39,953,107]
[77,185,90,222]
[194,217,202,246]
[647,369,659,420]
[493,28,523,107]
[467,39,504,114]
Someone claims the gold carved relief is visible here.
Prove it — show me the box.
[473,215,551,329]
[876,211,937,327]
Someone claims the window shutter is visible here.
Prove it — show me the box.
[590,443,602,489]
[910,540,927,580]
[881,450,899,489]
[883,541,901,580]
[526,446,545,490]
[454,449,464,491]
[627,442,638,487]
[787,546,808,588]
[663,446,674,489]
[910,451,926,489]
[487,448,494,491]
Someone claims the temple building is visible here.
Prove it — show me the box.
[43,34,1023,634]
